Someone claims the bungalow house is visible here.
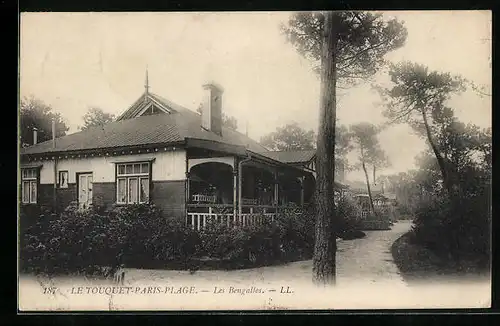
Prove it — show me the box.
[20,81,324,230]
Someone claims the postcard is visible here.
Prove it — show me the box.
[18,11,492,311]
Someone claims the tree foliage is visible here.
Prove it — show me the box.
[378,62,466,126]
[386,111,491,266]
[335,124,353,167]
[377,62,467,197]
[413,108,491,195]
[19,96,69,147]
[378,63,491,266]
[260,122,316,151]
[281,11,408,87]
[259,122,351,157]
[349,123,388,169]
[349,122,389,214]
[380,170,424,215]
[79,107,115,131]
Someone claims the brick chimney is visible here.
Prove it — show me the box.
[201,82,223,136]
[33,127,38,145]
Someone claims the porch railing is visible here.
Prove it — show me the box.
[192,194,217,203]
[186,206,277,231]
[241,198,258,205]
[187,211,235,230]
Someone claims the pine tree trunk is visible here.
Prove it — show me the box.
[362,161,376,216]
[421,108,455,197]
[313,11,339,286]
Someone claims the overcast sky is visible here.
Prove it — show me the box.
[20,11,491,181]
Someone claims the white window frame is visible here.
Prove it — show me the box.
[116,162,151,204]
[21,168,38,204]
[59,170,69,188]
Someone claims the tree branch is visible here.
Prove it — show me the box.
[337,40,387,67]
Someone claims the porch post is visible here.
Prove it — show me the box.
[238,164,243,218]
[185,172,190,224]
[185,172,190,201]
[299,176,305,206]
[274,169,279,210]
[233,168,238,221]
[53,157,58,212]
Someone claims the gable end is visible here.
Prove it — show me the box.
[116,94,175,121]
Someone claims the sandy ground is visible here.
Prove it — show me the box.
[18,221,491,311]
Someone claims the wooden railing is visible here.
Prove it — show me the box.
[241,198,258,205]
[186,206,276,231]
[190,194,274,206]
[187,212,234,230]
[192,194,217,203]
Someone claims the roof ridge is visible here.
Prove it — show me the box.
[258,149,316,153]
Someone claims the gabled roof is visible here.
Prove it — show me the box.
[20,92,269,156]
[259,150,316,164]
[115,93,184,121]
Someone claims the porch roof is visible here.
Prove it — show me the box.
[258,150,315,164]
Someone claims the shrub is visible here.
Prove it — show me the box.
[241,221,282,264]
[197,220,243,260]
[20,202,320,274]
[412,191,490,266]
[396,204,414,217]
[336,196,363,232]
[274,203,314,259]
[19,203,190,274]
[20,202,130,275]
[110,204,169,265]
[195,219,282,265]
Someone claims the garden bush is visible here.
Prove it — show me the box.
[196,218,285,266]
[412,190,490,268]
[336,196,364,233]
[19,203,187,274]
[20,202,318,275]
[107,204,199,267]
[274,203,315,259]
[20,202,127,275]
[196,220,244,260]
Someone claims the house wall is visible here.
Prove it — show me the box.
[22,149,187,218]
[151,180,186,219]
[38,150,186,184]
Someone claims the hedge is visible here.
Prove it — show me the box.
[19,202,315,275]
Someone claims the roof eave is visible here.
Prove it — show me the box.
[183,139,311,173]
[185,138,247,156]
[20,140,187,160]
[247,150,313,175]
[258,151,316,165]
